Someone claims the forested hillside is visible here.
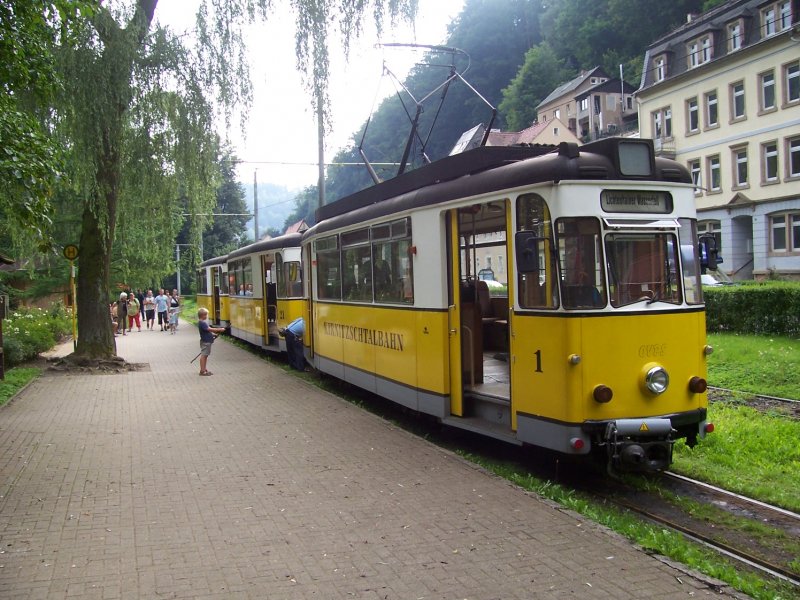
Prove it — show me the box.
[317,0,723,209]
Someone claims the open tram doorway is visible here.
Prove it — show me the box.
[448,200,512,436]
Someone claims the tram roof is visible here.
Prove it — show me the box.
[306,138,691,238]
[227,232,302,260]
[199,255,228,268]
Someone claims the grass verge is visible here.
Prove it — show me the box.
[672,401,800,512]
[707,333,799,399]
[0,368,41,407]
[461,452,799,600]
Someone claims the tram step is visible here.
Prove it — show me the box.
[463,392,511,428]
[442,415,521,446]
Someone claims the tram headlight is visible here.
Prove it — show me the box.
[644,365,669,395]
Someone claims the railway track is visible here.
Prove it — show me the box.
[708,386,800,419]
[594,470,800,588]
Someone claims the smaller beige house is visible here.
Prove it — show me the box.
[535,67,610,136]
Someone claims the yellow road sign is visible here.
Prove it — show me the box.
[63,245,79,260]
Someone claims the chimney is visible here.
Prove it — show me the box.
[687,13,698,23]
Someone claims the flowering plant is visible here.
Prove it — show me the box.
[2,304,72,367]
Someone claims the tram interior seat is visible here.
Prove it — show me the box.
[477,280,508,351]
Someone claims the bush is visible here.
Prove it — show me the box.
[705,282,800,336]
[2,304,72,367]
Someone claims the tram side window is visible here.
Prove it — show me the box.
[679,218,703,305]
[242,258,252,295]
[283,262,302,298]
[315,235,341,300]
[342,228,372,302]
[229,260,242,295]
[557,218,607,309]
[220,268,229,294]
[197,270,208,294]
[516,194,559,309]
[372,218,413,304]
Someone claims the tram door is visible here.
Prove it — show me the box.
[262,255,276,343]
[448,202,512,422]
[212,267,221,324]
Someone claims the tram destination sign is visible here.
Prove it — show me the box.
[601,190,672,214]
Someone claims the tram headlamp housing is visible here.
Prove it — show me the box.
[644,365,669,395]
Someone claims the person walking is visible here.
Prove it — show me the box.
[168,290,180,334]
[197,307,225,376]
[155,288,169,331]
[127,293,141,331]
[143,289,156,330]
[117,292,129,336]
[281,316,306,371]
[136,288,146,322]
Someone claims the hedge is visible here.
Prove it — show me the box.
[704,282,800,337]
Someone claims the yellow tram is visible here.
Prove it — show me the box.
[201,138,715,472]
[197,255,230,327]
[302,138,714,472]
[225,233,305,352]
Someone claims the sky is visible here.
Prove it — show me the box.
[156,0,465,190]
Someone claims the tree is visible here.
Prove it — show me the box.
[324,0,545,201]
[203,154,251,260]
[283,185,319,231]
[0,1,88,256]
[44,0,417,362]
[499,43,570,130]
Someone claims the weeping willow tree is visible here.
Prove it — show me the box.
[52,0,417,361]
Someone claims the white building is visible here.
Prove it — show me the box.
[636,0,800,280]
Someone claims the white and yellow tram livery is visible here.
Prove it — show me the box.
[303,138,714,472]
[197,255,230,327]
[226,233,305,352]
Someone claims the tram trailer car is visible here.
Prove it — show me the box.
[303,138,715,473]
[197,255,230,327]
[225,233,305,353]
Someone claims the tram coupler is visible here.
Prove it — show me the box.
[605,418,675,473]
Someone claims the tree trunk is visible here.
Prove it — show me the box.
[74,192,117,359]
[74,127,121,359]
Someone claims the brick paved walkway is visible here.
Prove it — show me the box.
[0,321,746,599]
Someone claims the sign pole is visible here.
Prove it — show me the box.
[63,245,80,350]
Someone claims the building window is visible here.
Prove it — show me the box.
[655,56,666,81]
[555,109,561,120]
[580,97,589,111]
[553,127,559,136]
[759,71,776,112]
[689,159,702,193]
[732,147,748,188]
[779,1,793,31]
[727,20,743,51]
[701,36,712,62]
[787,137,800,179]
[762,142,779,183]
[762,5,777,36]
[699,220,722,252]
[652,107,672,139]
[707,155,721,192]
[730,81,746,120]
[785,61,799,105]
[687,97,699,133]
[688,35,712,68]
[770,213,800,253]
[705,91,718,127]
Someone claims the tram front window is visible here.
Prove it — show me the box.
[557,217,607,309]
[605,232,682,307]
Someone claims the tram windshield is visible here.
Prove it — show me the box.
[605,232,681,307]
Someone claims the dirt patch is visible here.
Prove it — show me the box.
[42,355,149,374]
